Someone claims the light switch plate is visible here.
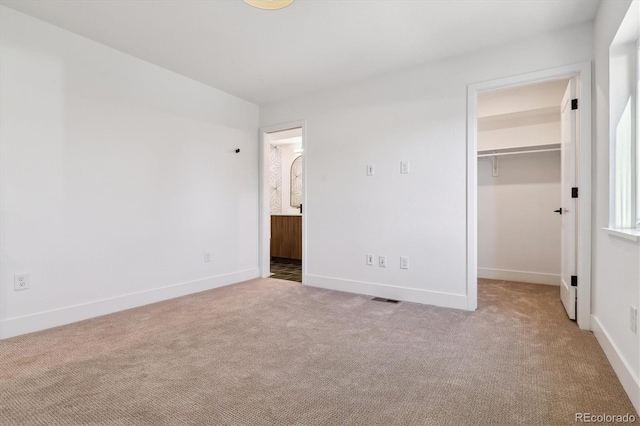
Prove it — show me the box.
[401,161,410,174]
[400,256,409,269]
[367,164,374,176]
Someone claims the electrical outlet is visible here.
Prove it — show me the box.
[379,256,386,268]
[367,164,374,176]
[400,256,409,269]
[366,254,374,266]
[400,161,410,174]
[631,306,638,334]
[14,273,30,291]
[204,251,211,263]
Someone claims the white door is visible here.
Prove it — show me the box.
[560,79,578,320]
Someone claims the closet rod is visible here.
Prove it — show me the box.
[477,148,561,158]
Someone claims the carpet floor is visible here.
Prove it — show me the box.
[0,279,637,425]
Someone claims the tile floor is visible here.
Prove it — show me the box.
[269,257,302,282]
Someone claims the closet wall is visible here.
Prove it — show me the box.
[478,80,568,285]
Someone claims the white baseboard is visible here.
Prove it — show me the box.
[591,315,640,414]
[0,268,259,340]
[304,274,468,311]
[478,267,560,286]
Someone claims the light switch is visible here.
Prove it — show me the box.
[400,256,409,269]
[367,164,375,176]
[401,161,410,174]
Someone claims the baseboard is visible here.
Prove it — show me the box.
[478,267,560,286]
[0,268,259,340]
[304,274,468,310]
[591,315,640,413]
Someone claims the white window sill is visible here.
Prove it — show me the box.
[604,227,640,241]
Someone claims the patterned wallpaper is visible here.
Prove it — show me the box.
[269,145,282,214]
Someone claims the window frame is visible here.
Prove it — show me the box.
[606,1,640,240]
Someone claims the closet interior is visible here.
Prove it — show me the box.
[477,79,569,286]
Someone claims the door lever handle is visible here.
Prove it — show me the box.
[554,208,563,215]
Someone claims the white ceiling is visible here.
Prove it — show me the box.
[1,0,600,105]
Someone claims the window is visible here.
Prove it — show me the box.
[609,1,639,236]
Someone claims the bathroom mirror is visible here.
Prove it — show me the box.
[290,155,302,208]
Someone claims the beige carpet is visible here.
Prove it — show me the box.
[0,278,637,425]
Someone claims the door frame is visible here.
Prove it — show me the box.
[466,62,592,330]
[259,120,307,282]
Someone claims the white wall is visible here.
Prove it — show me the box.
[592,0,640,412]
[0,7,260,339]
[260,23,592,309]
[478,152,561,285]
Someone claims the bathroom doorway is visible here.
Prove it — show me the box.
[260,122,306,283]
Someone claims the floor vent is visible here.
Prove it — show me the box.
[371,297,400,304]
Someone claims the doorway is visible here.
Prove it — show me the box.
[476,79,572,309]
[260,121,306,283]
[467,62,592,330]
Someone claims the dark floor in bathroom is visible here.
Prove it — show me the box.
[270,257,302,283]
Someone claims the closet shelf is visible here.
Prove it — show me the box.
[477,143,560,158]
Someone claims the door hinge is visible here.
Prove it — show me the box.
[571,187,578,198]
[571,99,578,110]
[571,275,578,287]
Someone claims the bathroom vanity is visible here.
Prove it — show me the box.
[270,215,302,260]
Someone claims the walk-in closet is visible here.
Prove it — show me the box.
[477,79,570,286]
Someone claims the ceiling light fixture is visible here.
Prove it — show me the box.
[243,0,294,10]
